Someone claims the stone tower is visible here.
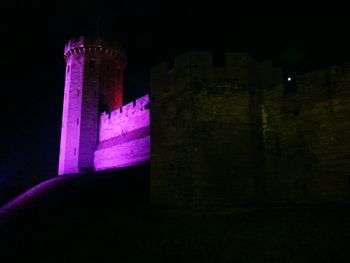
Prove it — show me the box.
[59,36,126,175]
[150,52,282,207]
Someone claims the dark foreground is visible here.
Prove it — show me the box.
[0,165,349,262]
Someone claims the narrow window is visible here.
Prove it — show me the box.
[67,65,70,72]
[77,90,80,96]
[77,118,79,125]
[74,148,76,156]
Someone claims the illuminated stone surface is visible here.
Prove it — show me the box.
[59,37,150,175]
[94,95,150,170]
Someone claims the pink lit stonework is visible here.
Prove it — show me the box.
[58,37,150,175]
[94,95,150,170]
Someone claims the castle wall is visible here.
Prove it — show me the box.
[150,52,272,207]
[94,95,150,170]
[60,37,350,206]
[191,90,257,205]
[151,51,350,206]
[262,63,350,202]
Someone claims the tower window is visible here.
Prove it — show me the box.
[77,118,79,125]
[67,65,70,72]
[77,90,80,96]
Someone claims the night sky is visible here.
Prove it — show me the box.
[1,0,350,192]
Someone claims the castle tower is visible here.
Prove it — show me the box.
[59,36,126,175]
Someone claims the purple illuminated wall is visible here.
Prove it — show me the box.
[58,41,86,175]
[94,95,150,170]
[59,37,127,175]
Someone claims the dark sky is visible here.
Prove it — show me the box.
[1,0,350,182]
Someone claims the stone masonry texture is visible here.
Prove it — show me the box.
[59,36,350,208]
[150,51,350,208]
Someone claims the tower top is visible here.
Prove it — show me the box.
[63,36,126,66]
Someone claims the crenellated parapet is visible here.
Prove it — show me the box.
[151,52,258,78]
[63,36,126,67]
[262,62,350,102]
[151,51,283,98]
[99,94,150,142]
[94,94,150,171]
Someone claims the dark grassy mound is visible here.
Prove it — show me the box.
[0,165,350,263]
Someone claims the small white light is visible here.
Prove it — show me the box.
[287,77,292,82]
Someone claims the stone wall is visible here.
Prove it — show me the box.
[150,52,281,207]
[94,95,150,170]
[60,38,350,205]
[263,63,350,202]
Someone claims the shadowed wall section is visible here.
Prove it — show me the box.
[150,52,277,207]
[262,63,350,202]
[94,95,150,170]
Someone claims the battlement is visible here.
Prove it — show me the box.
[151,51,283,97]
[100,94,149,122]
[99,94,150,142]
[295,63,350,84]
[95,94,150,170]
[150,51,257,78]
[64,36,126,65]
[263,62,350,99]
